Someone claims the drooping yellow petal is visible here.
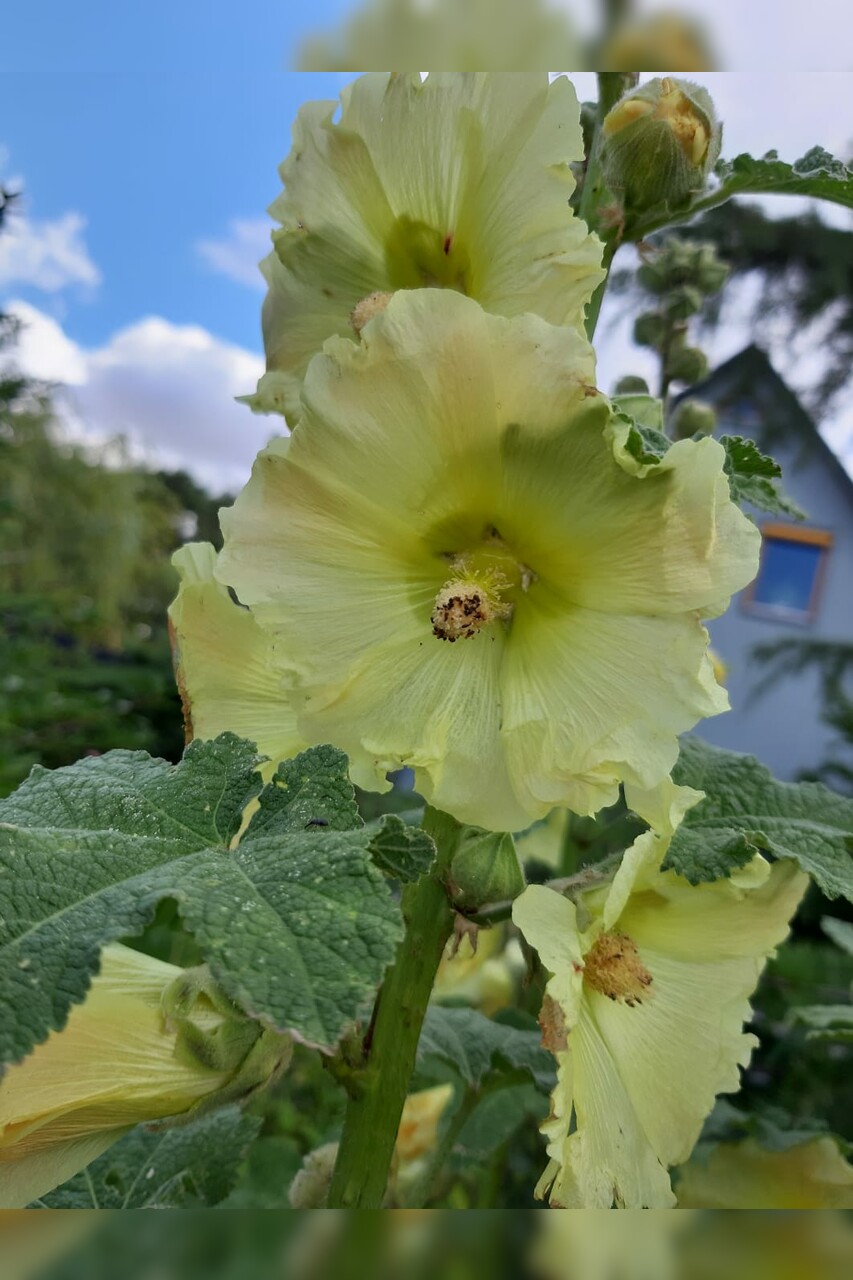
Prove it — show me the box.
[169,541,303,779]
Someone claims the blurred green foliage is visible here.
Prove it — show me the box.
[0,302,230,794]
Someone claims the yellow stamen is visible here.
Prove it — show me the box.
[431,575,511,643]
[350,290,394,337]
[583,932,653,1007]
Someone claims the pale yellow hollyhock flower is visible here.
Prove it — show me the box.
[298,0,583,74]
[0,944,291,1209]
[677,1136,853,1209]
[218,290,759,832]
[513,828,808,1208]
[168,542,303,779]
[248,71,604,422]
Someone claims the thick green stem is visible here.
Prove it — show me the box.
[326,806,459,1208]
[580,72,637,341]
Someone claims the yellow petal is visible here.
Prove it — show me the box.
[169,541,303,778]
[677,1136,853,1209]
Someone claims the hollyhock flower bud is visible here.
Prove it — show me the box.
[602,77,721,212]
[0,945,291,1208]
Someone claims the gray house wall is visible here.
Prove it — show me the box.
[685,349,853,780]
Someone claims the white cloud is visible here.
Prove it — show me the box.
[0,210,101,292]
[196,217,271,290]
[6,300,270,494]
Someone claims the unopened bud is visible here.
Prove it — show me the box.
[614,375,650,396]
[666,343,709,385]
[602,77,721,212]
[695,244,730,294]
[664,284,704,320]
[633,311,667,349]
[601,15,716,73]
[450,828,525,911]
[670,397,717,438]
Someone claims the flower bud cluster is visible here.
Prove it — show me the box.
[631,237,729,422]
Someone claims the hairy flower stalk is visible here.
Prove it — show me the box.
[513,820,808,1208]
[216,289,759,833]
[245,71,604,421]
[0,944,291,1208]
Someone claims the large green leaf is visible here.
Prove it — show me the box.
[714,148,853,210]
[0,736,403,1066]
[37,1107,261,1209]
[416,1006,553,1093]
[664,736,853,898]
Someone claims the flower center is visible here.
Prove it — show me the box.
[431,535,533,643]
[385,216,471,292]
[583,932,652,1007]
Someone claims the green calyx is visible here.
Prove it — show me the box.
[161,964,293,1104]
[449,827,526,911]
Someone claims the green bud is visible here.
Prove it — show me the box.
[636,260,671,295]
[602,77,721,212]
[450,828,525,911]
[614,375,651,396]
[664,284,704,320]
[670,398,717,439]
[695,244,730,294]
[633,311,666,349]
[666,343,709,385]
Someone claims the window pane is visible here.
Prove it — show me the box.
[752,538,822,615]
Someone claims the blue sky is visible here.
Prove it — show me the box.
[2,19,851,489]
[2,67,350,351]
